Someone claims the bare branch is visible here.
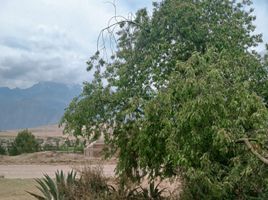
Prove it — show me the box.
[97,20,145,52]
[236,137,268,165]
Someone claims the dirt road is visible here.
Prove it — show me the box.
[0,164,116,179]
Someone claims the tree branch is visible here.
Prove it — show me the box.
[97,20,146,52]
[236,137,268,165]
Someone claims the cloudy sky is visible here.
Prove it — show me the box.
[0,0,267,89]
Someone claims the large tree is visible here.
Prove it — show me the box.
[61,0,268,198]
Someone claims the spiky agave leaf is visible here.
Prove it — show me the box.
[55,170,65,194]
[66,170,77,185]
[35,177,53,199]
[27,173,61,200]
[149,182,167,199]
[43,174,60,199]
[28,170,79,200]
[26,191,46,200]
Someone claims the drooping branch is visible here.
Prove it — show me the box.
[96,1,148,60]
[97,20,144,51]
[236,138,268,165]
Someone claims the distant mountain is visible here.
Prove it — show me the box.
[0,81,81,130]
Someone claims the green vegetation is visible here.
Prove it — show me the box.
[0,144,6,155]
[57,138,85,153]
[61,0,268,199]
[28,170,77,200]
[29,168,173,200]
[0,132,84,156]
[9,129,39,156]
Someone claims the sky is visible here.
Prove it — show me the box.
[0,0,267,89]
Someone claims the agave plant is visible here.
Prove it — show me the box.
[139,181,168,200]
[27,170,77,200]
[56,170,77,196]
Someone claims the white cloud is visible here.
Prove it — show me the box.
[0,0,267,88]
[0,0,134,88]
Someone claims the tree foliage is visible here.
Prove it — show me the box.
[0,144,6,155]
[9,129,39,155]
[61,0,268,198]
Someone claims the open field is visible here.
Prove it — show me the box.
[0,124,64,138]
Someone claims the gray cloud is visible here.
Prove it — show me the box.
[1,37,32,52]
[0,57,38,78]
[0,0,267,88]
[0,0,129,88]
[0,23,90,88]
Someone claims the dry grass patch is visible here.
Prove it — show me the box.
[0,178,39,200]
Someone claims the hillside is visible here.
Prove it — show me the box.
[0,82,81,130]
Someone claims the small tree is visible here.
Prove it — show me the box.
[9,129,39,155]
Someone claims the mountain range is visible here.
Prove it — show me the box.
[0,81,81,130]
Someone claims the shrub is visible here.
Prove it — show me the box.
[28,167,173,200]
[0,144,6,155]
[9,129,39,155]
[28,167,114,200]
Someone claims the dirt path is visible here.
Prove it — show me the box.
[0,164,116,179]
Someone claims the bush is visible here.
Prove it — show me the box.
[9,129,39,156]
[73,166,114,200]
[28,167,114,200]
[28,167,174,200]
[0,144,6,155]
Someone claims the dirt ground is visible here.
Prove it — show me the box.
[0,151,116,199]
[0,151,116,178]
[0,179,39,200]
[0,162,115,200]
[0,164,115,179]
[0,151,116,165]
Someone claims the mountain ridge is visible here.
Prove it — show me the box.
[0,81,81,130]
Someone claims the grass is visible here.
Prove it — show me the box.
[0,179,39,200]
